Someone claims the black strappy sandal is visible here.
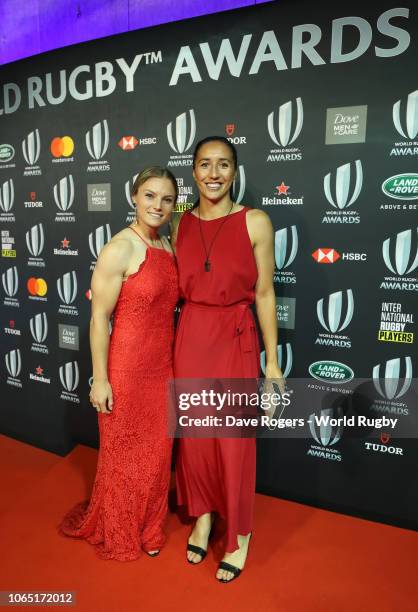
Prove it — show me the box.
[186,516,215,564]
[145,550,160,557]
[216,532,252,583]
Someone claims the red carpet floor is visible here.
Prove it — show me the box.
[1,433,417,612]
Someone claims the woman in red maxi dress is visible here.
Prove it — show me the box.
[172,137,285,582]
[59,167,179,560]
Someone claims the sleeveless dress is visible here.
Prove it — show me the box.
[174,207,259,553]
[59,243,179,560]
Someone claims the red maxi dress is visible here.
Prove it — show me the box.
[174,207,260,553]
[59,244,178,560]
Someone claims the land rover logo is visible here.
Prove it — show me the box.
[309,361,354,383]
[382,174,418,200]
[0,144,15,163]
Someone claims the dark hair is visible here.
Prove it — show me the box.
[191,136,238,208]
[131,165,178,202]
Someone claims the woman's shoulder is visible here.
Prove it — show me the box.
[96,230,134,271]
[243,206,271,224]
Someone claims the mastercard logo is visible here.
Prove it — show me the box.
[50,136,74,158]
[27,277,48,296]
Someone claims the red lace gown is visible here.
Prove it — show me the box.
[174,207,260,553]
[59,245,178,560]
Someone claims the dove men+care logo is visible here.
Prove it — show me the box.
[315,289,354,349]
[167,109,196,167]
[380,228,418,291]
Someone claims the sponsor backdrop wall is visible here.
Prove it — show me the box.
[1,0,417,529]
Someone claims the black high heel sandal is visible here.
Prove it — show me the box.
[216,532,252,583]
[186,516,215,564]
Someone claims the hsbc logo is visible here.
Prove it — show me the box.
[312,248,340,264]
[167,109,196,155]
[57,271,77,305]
[232,165,245,204]
[118,136,138,150]
[2,265,18,297]
[373,356,412,401]
[268,98,303,148]
[393,90,418,140]
[86,120,109,160]
[260,342,293,378]
[317,289,354,334]
[382,228,418,276]
[59,361,80,402]
[5,348,22,385]
[30,312,48,344]
[89,224,112,264]
[0,178,14,214]
[22,129,41,166]
[324,160,363,210]
[26,223,45,258]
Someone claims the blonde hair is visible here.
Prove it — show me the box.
[131,166,178,201]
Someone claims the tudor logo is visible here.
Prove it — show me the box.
[226,124,235,136]
[382,174,418,200]
[309,361,354,383]
[30,312,48,343]
[312,248,341,264]
[2,266,18,297]
[275,226,298,270]
[26,223,45,257]
[232,165,245,204]
[86,120,109,160]
[59,361,79,392]
[393,90,418,140]
[22,129,41,165]
[373,356,412,400]
[309,408,343,446]
[324,160,363,209]
[167,109,196,154]
[0,178,14,212]
[57,271,77,305]
[53,175,74,211]
[382,228,418,276]
[261,342,293,378]
[5,348,21,378]
[268,98,303,147]
[317,289,354,333]
[89,224,112,259]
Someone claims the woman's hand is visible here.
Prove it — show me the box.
[265,363,286,395]
[90,379,113,415]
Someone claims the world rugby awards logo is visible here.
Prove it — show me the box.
[167,109,196,166]
[232,165,245,204]
[323,160,362,223]
[274,226,298,284]
[0,178,15,220]
[316,290,353,348]
[307,407,343,461]
[26,223,45,266]
[267,98,303,162]
[54,175,75,222]
[390,90,418,157]
[30,312,48,354]
[57,271,78,316]
[22,129,41,175]
[260,343,293,378]
[373,356,412,401]
[2,265,19,307]
[381,228,418,291]
[125,174,138,223]
[59,361,80,403]
[5,348,22,387]
[86,120,110,172]
[89,224,112,270]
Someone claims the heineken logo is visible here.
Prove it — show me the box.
[382,174,418,200]
[309,361,354,383]
[0,144,15,163]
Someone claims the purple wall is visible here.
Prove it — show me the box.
[0,0,273,66]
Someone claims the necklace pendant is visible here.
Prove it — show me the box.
[204,260,211,272]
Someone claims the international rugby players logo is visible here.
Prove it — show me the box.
[59,361,79,392]
[86,120,109,160]
[167,109,196,154]
[30,312,48,344]
[2,266,18,297]
[53,175,74,212]
[25,223,45,257]
[57,271,78,305]
[373,356,412,400]
[5,349,22,378]
[267,98,303,147]
[22,129,41,165]
[382,228,418,276]
[317,290,354,333]
[0,179,14,212]
[324,160,363,209]
[393,90,418,139]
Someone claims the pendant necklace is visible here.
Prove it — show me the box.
[197,202,234,272]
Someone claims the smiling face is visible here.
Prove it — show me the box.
[193,140,236,203]
[132,177,176,228]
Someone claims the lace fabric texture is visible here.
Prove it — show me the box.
[59,248,179,560]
